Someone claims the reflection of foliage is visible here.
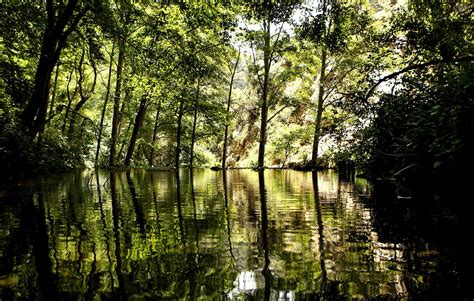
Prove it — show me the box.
[0,170,457,299]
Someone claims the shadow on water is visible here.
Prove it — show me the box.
[0,169,472,299]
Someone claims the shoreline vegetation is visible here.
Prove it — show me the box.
[1,1,472,195]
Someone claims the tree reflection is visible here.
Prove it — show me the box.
[109,171,125,296]
[222,171,236,265]
[0,169,460,299]
[175,169,185,246]
[126,170,146,235]
[258,170,271,301]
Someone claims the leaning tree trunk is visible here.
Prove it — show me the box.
[124,95,148,166]
[222,49,240,170]
[109,40,125,167]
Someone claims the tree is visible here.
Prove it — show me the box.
[21,0,91,137]
[222,49,240,169]
[299,0,372,169]
[243,0,301,169]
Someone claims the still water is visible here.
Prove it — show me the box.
[0,169,471,299]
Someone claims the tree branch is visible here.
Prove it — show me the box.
[267,104,290,123]
[364,56,474,101]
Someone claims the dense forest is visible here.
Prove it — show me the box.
[1,0,473,184]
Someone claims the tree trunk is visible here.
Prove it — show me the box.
[310,0,328,170]
[257,18,271,169]
[124,95,148,166]
[190,80,200,169]
[61,69,78,133]
[48,62,60,121]
[310,46,327,169]
[95,41,115,165]
[175,95,185,171]
[148,99,162,167]
[21,0,82,137]
[222,49,240,169]
[21,34,56,136]
[109,41,125,167]
[69,49,97,137]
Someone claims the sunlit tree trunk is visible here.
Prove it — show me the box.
[149,99,161,167]
[109,40,125,167]
[311,46,326,169]
[190,80,200,169]
[175,94,185,171]
[222,49,240,169]
[311,0,328,170]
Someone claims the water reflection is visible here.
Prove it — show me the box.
[0,169,470,299]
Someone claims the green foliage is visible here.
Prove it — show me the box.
[0,121,85,175]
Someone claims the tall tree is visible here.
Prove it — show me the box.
[222,49,240,169]
[21,0,89,137]
[109,39,125,166]
[244,0,301,168]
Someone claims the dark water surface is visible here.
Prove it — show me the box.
[0,169,471,300]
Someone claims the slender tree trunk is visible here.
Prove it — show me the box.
[190,80,200,169]
[117,120,132,162]
[310,0,328,170]
[149,99,162,166]
[310,46,327,169]
[222,49,240,169]
[69,49,97,137]
[109,41,125,167]
[62,69,78,133]
[95,41,116,165]
[48,62,60,121]
[124,95,148,166]
[258,18,271,169]
[175,95,185,171]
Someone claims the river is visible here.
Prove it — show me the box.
[0,169,471,299]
